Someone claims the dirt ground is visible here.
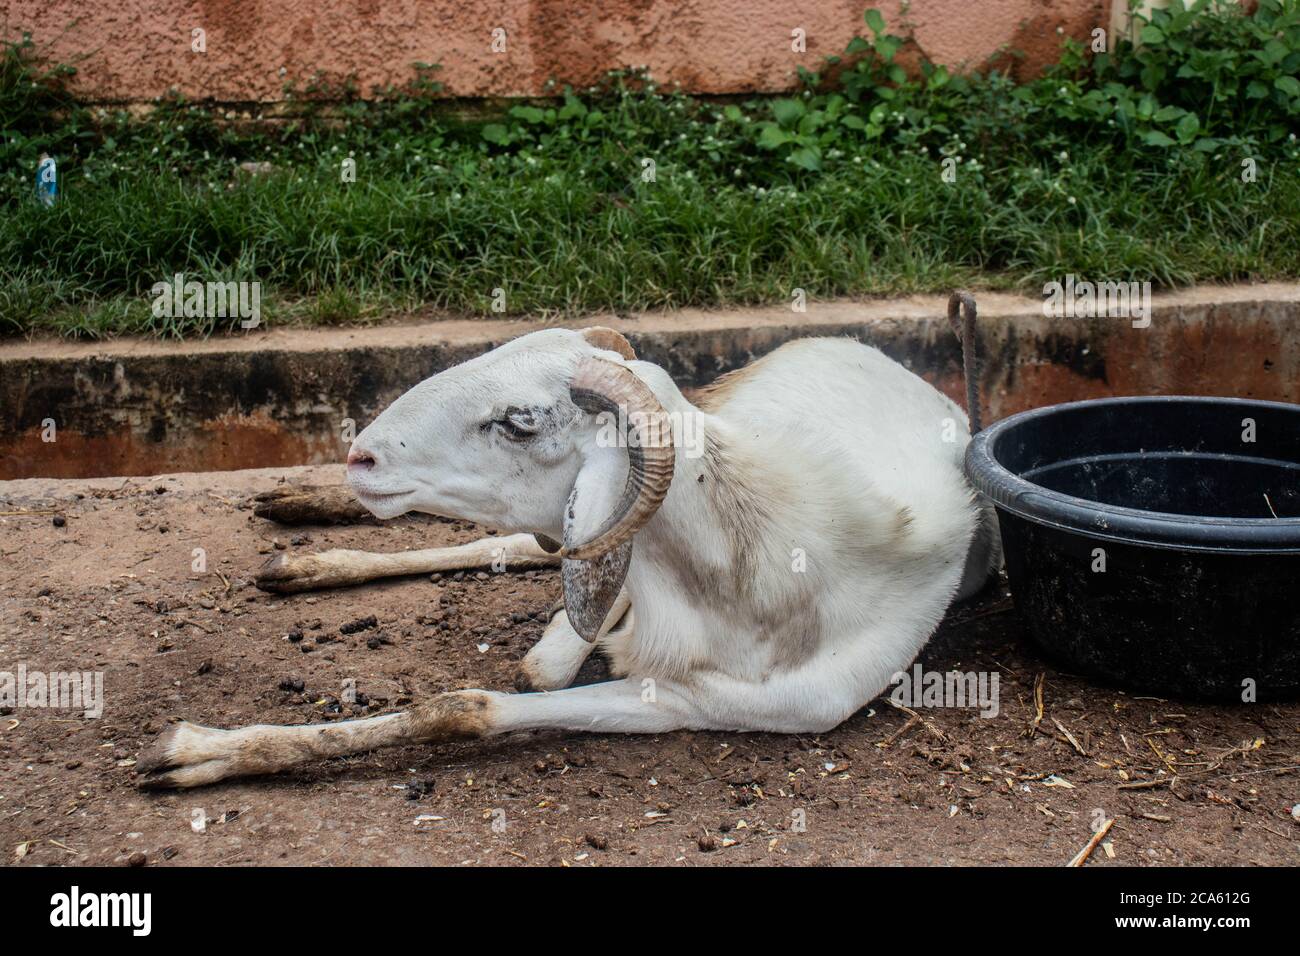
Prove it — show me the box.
[1,465,1297,867]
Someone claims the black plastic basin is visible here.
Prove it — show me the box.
[965,396,1300,701]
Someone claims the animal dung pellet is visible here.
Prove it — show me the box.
[339,615,378,634]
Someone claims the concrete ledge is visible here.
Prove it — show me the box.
[3,283,1299,480]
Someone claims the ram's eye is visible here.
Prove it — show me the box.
[493,407,540,441]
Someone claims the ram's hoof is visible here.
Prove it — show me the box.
[254,553,331,593]
[136,722,240,790]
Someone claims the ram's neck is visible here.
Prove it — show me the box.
[633,405,788,599]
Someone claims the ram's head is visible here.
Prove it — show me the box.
[346,327,675,639]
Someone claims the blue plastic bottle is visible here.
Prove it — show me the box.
[37,154,57,206]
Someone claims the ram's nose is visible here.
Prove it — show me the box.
[346,444,378,473]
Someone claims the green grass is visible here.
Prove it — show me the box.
[2,1,1299,338]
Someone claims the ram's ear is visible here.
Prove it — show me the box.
[559,448,632,642]
[561,546,632,643]
[558,356,674,641]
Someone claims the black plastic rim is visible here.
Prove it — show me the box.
[965,396,1300,554]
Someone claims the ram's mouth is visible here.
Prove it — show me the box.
[351,488,415,510]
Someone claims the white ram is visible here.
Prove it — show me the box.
[139,297,999,788]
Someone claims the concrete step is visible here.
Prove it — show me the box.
[3,283,1298,480]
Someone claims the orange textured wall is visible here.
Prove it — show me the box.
[6,0,1112,102]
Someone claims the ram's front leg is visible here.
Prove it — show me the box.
[516,590,633,691]
[137,679,692,790]
[254,532,557,593]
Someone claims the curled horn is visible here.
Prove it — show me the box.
[580,326,637,361]
[563,357,675,560]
